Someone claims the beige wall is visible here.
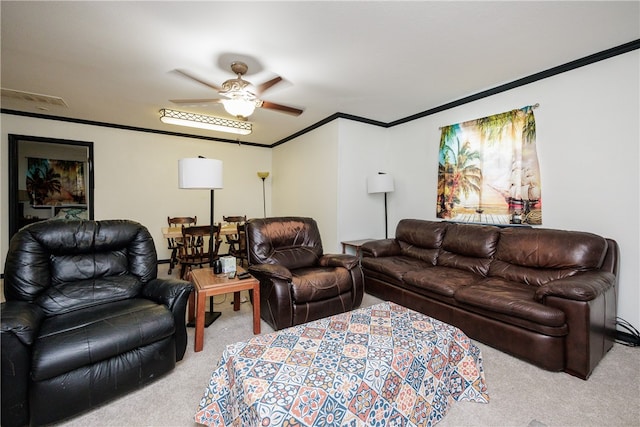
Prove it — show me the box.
[272,120,340,251]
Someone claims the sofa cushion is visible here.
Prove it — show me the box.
[436,223,499,276]
[32,299,175,381]
[490,227,609,285]
[291,267,354,303]
[454,278,566,327]
[361,256,432,282]
[404,267,483,297]
[489,260,582,287]
[396,219,446,263]
[494,227,607,269]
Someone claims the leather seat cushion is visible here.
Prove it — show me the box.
[32,299,175,381]
[454,278,566,327]
[360,256,432,282]
[291,267,353,303]
[404,267,483,297]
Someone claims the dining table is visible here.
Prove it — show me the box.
[161,223,237,240]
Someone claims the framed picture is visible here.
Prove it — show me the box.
[8,134,94,238]
[26,157,87,206]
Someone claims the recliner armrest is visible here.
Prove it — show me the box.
[142,278,193,361]
[1,301,43,427]
[1,301,44,346]
[249,264,293,281]
[361,239,401,258]
[143,278,193,311]
[319,254,359,270]
[535,271,616,302]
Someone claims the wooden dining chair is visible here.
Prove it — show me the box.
[178,224,222,280]
[222,215,247,255]
[166,216,197,274]
[229,222,248,267]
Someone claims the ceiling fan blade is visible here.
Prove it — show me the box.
[173,69,222,91]
[260,100,304,116]
[169,98,221,104]
[256,76,283,94]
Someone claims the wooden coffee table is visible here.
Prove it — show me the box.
[187,267,260,352]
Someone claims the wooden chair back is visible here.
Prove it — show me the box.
[167,216,197,247]
[223,215,247,253]
[166,216,197,274]
[178,224,221,279]
[229,222,248,266]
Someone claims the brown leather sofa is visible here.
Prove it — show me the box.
[361,219,619,379]
[246,217,364,330]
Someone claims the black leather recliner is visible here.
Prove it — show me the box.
[1,219,193,426]
[246,217,364,331]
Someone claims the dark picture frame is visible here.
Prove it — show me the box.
[8,134,94,239]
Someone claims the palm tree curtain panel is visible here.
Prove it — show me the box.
[437,105,541,225]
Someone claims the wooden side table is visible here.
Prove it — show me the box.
[187,267,260,352]
[341,238,375,257]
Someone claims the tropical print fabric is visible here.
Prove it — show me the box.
[195,302,489,426]
[437,105,542,225]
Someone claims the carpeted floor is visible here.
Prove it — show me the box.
[54,288,639,427]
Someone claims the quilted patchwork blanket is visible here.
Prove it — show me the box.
[195,301,489,426]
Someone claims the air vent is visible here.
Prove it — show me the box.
[1,88,68,107]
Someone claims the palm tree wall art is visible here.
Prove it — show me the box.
[436,105,541,225]
[26,158,86,206]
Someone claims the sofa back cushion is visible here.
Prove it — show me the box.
[4,219,157,315]
[246,217,323,270]
[489,227,609,286]
[395,219,446,264]
[436,223,500,276]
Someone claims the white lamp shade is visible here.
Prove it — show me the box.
[367,173,394,194]
[178,158,223,189]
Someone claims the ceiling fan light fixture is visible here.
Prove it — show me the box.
[159,108,252,135]
[222,96,257,119]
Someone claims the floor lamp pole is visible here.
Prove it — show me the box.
[261,178,266,218]
[384,191,389,239]
[209,189,215,267]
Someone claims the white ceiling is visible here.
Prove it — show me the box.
[1,1,638,146]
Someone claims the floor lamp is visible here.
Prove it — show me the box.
[367,172,395,239]
[257,171,269,217]
[179,157,223,326]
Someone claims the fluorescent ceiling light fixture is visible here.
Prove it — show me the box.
[159,108,252,135]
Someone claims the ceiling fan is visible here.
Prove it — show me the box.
[170,61,303,120]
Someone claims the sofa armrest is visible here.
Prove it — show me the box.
[319,254,359,270]
[142,278,193,361]
[249,264,293,281]
[2,301,44,427]
[361,239,401,258]
[535,271,616,302]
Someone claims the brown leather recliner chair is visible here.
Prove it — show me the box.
[246,217,364,330]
